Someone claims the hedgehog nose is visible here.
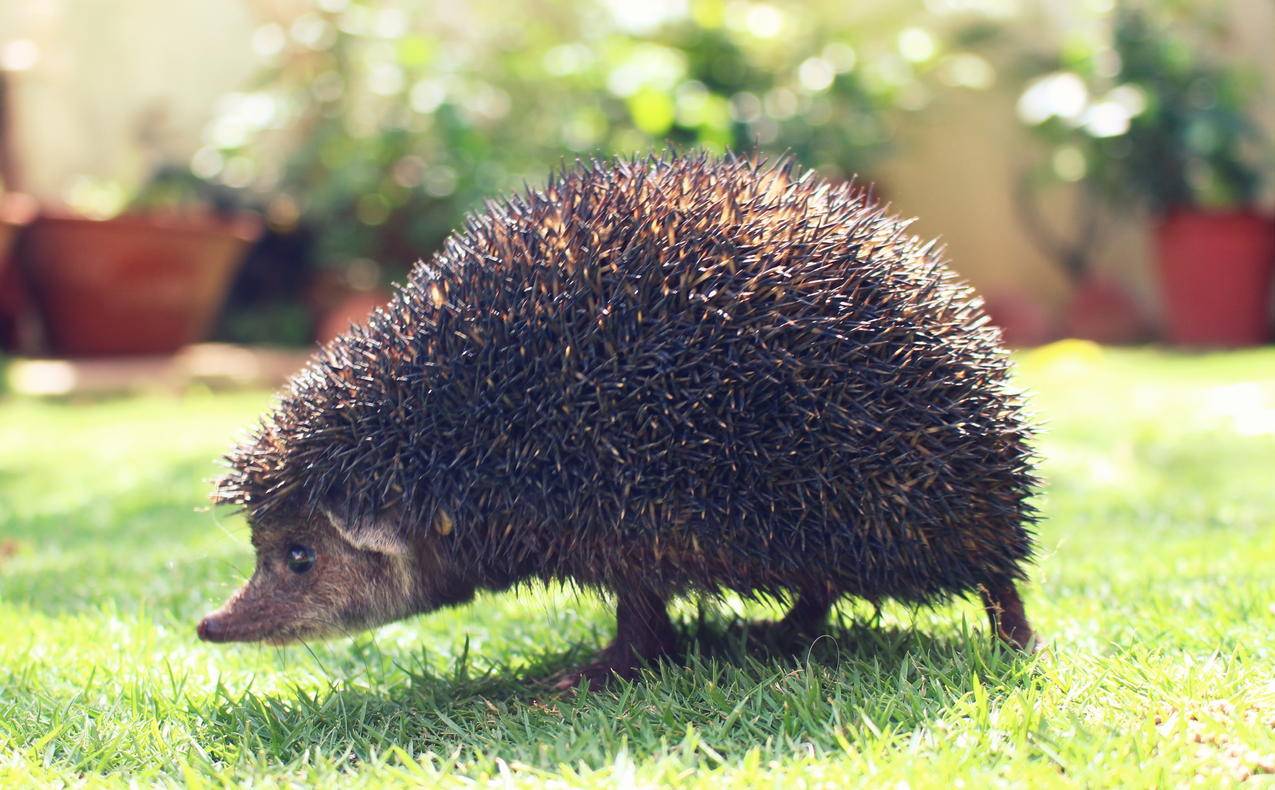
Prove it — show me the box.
[197,614,226,642]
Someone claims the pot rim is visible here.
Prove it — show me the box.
[29,206,262,243]
[1157,205,1274,223]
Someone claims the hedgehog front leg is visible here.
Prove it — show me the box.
[979,580,1037,651]
[552,587,677,690]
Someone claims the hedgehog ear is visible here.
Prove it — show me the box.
[321,506,411,556]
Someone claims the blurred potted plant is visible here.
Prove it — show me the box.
[213,208,318,347]
[202,0,958,341]
[19,167,260,356]
[1016,4,1273,346]
[1010,172,1147,344]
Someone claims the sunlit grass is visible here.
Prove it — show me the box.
[2,346,1273,786]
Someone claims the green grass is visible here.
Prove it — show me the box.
[2,344,1273,787]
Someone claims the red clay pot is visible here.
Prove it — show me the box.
[1155,210,1275,347]
[982,289,1056,348]
[1061,277,1148,345]
[19,210,259,356]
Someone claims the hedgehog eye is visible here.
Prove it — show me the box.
[285,544,316,574]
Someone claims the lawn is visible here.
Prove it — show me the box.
[1,343,1273,786]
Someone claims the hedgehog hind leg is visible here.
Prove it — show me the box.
[979,579,1037,652]
[552,587,677,691]
[773,584,839,637]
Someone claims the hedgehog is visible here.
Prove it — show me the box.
[198,154,1038,687]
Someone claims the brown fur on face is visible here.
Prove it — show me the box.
[198,507,476,645]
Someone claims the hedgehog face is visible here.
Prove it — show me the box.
[197,507,475,645]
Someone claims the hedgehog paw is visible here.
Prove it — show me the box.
[550,637,672,691]
[549,656,635,692]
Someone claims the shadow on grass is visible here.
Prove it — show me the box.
[189,617,1041,771]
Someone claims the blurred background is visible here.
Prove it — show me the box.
[0,0,1272,394]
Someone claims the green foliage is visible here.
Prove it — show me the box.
[219,301,314,347]
[2,347,1275,785]
[1016,1,1268,213]
[202,1,982,280]
[125,166,241,216]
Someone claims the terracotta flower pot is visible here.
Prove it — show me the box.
[20,210,260,356]
[982,289,1056,348]
[1061,277,1147,345]
[1155,210,1275,347]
